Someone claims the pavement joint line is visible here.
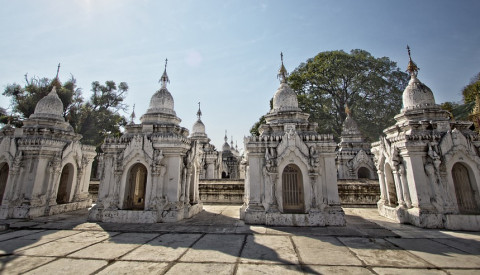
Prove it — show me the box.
[16,255,65,274]
[43,231,122,258]
[17,231,156,275]
[160,232,207,275]
[2,230,85,255]
[428,237,480,258]
[4,254,480,274]
[232,234,247,275]
[15,230,85,252]
[3,207,480,273]
[288,235,306,273]
[0,228,48,242]
[336,236,370,268]
[383,237,438,269]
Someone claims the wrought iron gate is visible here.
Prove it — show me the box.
[282,164,304,213]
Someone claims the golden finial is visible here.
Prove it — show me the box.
[345,105,351,116]
[406,45,419,76]
[277,52,288,83]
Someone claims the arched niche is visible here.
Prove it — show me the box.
[221,171,229,179]
[357,166,371,179]
[0,162,9,205]
[281,164,305,213]
[57,163,74,204]
[123,163,148,210]
[384,163,397,206]
[452,162,480,214]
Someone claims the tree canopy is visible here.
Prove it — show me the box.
[462,72,480,103]
[2,75,82,127]
[2,76,128,149]
[76,81,128,147]
[251,49,409,141]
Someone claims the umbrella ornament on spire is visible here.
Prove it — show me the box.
[406,45,419,77]
[277,52,288,83]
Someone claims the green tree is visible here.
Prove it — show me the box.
[0,107,8,126]
[249,98,272,136]
[76,81,129,148]
[2,75,83,127]
[287,49,408,141]
[462,72,480,103]
[249,115,266,136]
[2,75,129,149]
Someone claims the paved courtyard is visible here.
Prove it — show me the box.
[1,205,480,274]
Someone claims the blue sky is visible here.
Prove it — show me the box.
[1,0,479,150]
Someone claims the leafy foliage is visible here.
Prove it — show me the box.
[2,75,82,127]
[2,76,128,149]
[462,72,480,103]
[251,49,408,141]
[249,98,272,136]
[76,81,129,147]
[289,50,408,141]
[249,115,266,136]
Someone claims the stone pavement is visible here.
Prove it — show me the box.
[1,205,480,274]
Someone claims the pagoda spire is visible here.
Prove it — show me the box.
[129,104,136,124]
[197,102,202,120]
[160,58,170,88]
[224,130,228,142]
[406,45,419,77]
[277,52,288,83]
[51,63,61,88]
[55,63,61,80]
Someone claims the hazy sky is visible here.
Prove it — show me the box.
[1,0,479,151]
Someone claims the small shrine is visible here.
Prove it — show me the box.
[336,107,377,180]
[371,47,480,230]
[189,103,218,180]
[89,60,203,223]
[240,53,345,226]
[0,67,95,219]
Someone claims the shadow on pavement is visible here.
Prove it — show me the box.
[1,205,480,274]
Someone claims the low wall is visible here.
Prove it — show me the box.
[338,179,380,207]
[88,178,379,207]
[88,180,100,203]
[199,179,244,204]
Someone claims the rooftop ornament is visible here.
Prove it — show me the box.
[159,58,170,88]
[277,52,288,83]
[197,102,202,120]
[406,45,419,77]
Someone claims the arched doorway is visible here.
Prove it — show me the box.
[282,164,304,213]
[124,163,147,210]
[221,171,229,179]
[57,163,74,204]
[452,162,479,214]
[357,167,370,179]
[384,163,397,206]
[0,163,9,205]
